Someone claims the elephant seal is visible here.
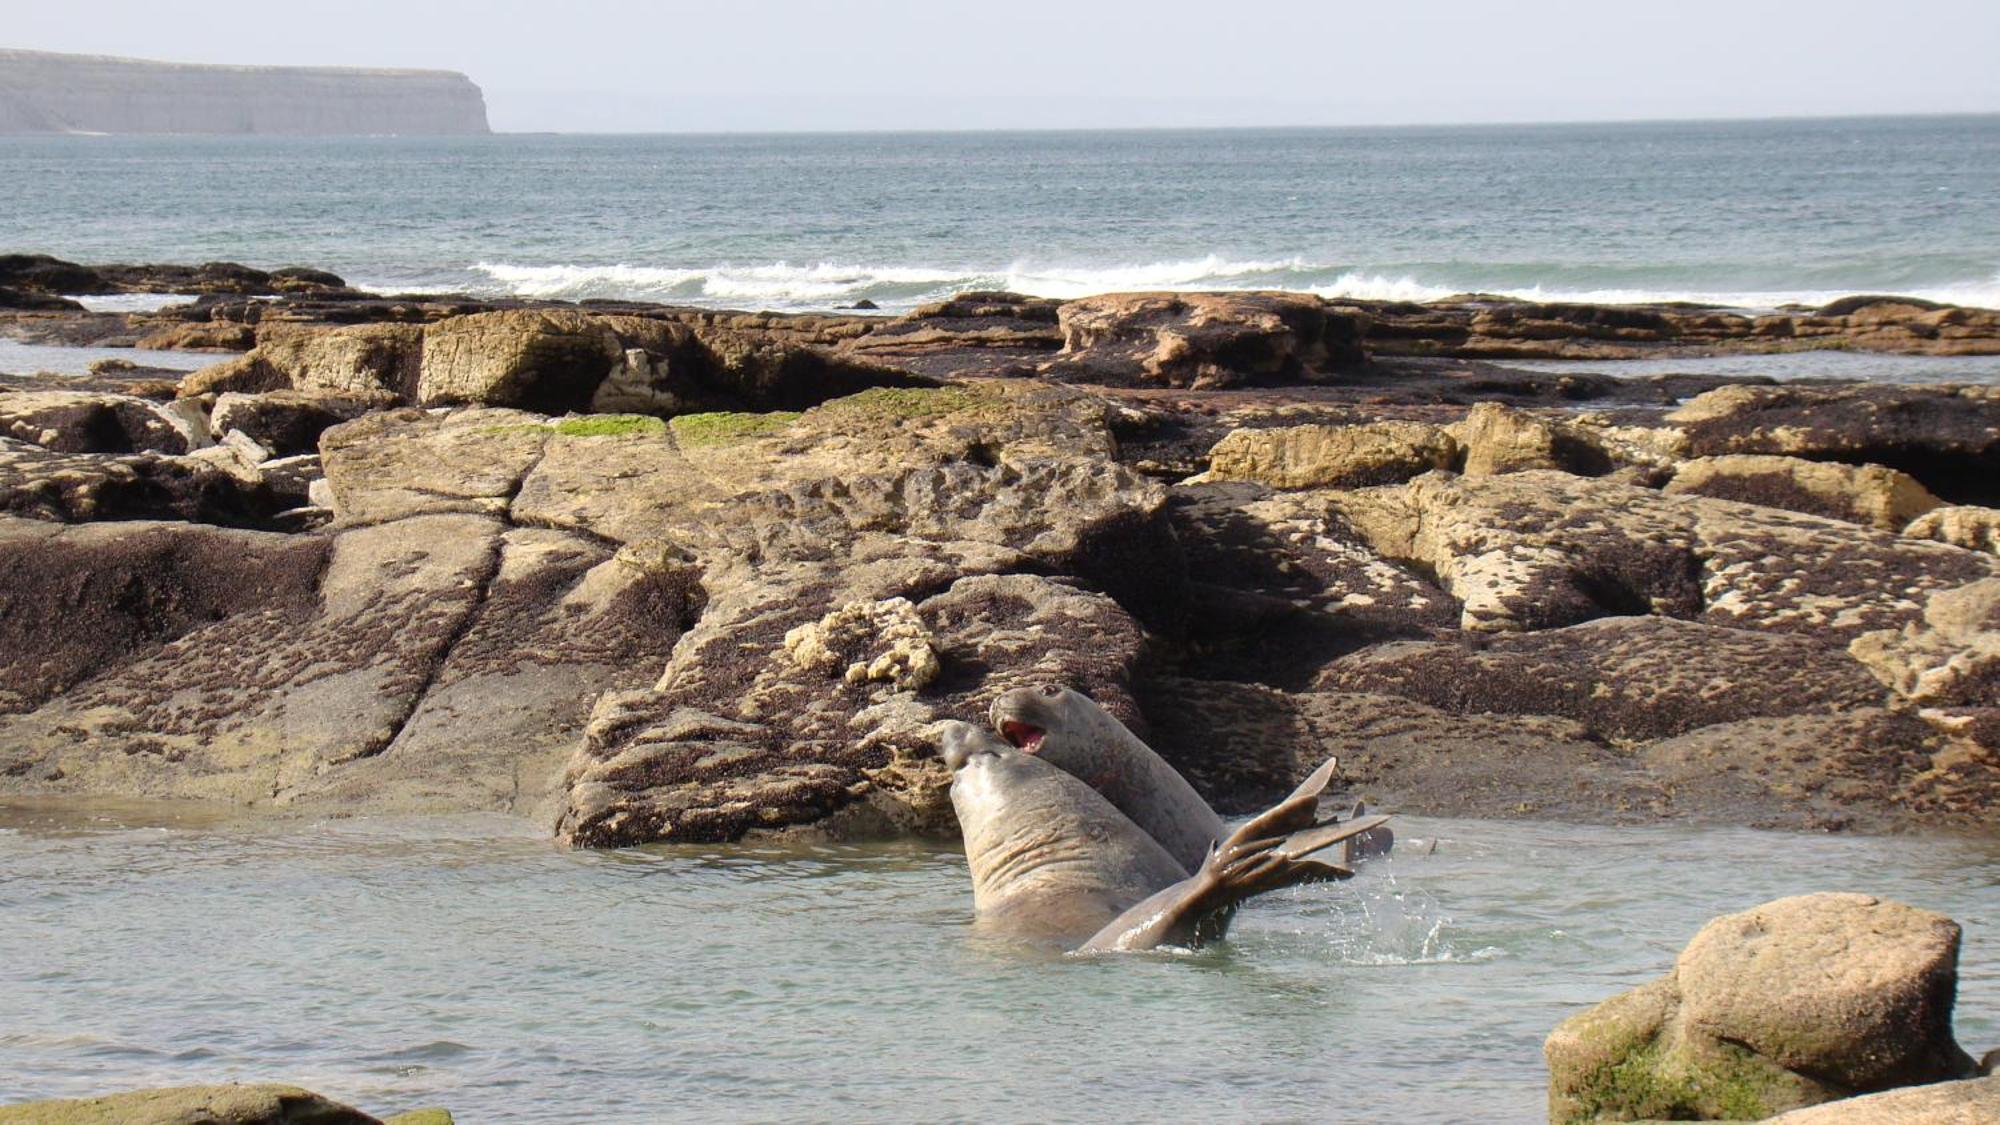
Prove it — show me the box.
[988,685,1226,872]
[940,721,1389,953]
[991,684,1394,869]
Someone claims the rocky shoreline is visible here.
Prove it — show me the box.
[1,257,1996,845]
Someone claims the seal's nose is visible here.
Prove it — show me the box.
[937,721,983,772]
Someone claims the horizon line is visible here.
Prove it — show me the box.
[485,108,2000,138]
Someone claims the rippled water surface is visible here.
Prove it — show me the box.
[1495,350,2000,386]
[1,808,1994,1123]
[6,116,1998,312]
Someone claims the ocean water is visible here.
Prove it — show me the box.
[4,115,1998,314]
[0,808,1994,1124]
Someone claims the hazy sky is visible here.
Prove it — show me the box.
[10,0,2000,132]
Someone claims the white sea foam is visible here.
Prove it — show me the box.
[996,254,1324,297]
[459,259,2000,314]
[472,260,968,304]
[69,293,199,313]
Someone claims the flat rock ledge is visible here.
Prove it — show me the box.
[1545,893,1983,1123]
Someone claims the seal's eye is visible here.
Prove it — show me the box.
[1040,684,1062,697]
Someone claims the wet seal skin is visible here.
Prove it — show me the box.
[989,683,1393,869]
[988,684,1228,871]
[939,721,1391,953]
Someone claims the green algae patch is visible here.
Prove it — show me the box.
[1546,977,1807,1123]
[550,414,667,438]
[1558,1036,1793,1123]
[384,1110,457,1125]
[670,410,802,448]
[812,384,1010,423]
[827,386,972,418]
[478,414,668,439]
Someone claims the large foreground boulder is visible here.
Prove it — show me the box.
[1545,893,1978,1122]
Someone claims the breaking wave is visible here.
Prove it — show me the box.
[453,258,2000,314]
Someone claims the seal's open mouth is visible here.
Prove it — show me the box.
[1000,721,1046,754]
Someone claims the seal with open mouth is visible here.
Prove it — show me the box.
[991,684,1393,870]
[940,721,1389,953]
[988,684,1229,872]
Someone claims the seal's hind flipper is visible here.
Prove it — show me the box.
[1335,799,1396,864]
[1270,814,1392,866]
[1075,763,1394,954]
[1231,756,1342,844]
[1230,761,1394,869]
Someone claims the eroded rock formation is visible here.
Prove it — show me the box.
[2,273,1997,844]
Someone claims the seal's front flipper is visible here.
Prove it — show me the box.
[1075,759,1392,954]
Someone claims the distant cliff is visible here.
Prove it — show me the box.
[0,48,489,135]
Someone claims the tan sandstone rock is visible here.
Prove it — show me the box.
[1451,401,1614,477]
[1761,1076,2000,1124]
[547,382,1175,845]
[1849,577,2000,706]
[210,389,389,456]
[1665,454,1941,531]
[179,323,423,398]
[1328,470,1995,636]
[1664,384,2000,505]
[785,597,942,692]
[0,389,201,454]
[1905,505,2000,555]
[1051,291,1366,388]
[1201,421,1457,489]
[417,309,687,410]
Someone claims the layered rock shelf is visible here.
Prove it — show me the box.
[1,262,1996,846]
[0,49,489,136]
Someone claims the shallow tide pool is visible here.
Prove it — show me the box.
[0,808,1994,1123]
